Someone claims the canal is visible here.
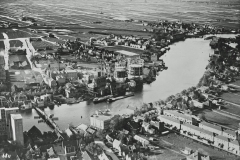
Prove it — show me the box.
[21,34,238,132]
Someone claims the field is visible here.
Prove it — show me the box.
[158,133,239,160]
[0,0,239,30]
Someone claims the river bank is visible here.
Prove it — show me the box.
[21,33,239,132]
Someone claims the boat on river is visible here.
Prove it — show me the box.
[93,95,113,103]
[107,92,134,103]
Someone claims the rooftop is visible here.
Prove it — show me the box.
[91,113,114,121]
[182,123,214,136]
[222,129,236,137]
[215,135,229,142]
[116,50,138,57]
[158,115,181,124]
[10,114,22,120]
[230,140,239,146]
[164,110,192,121]
[200,122,222,132]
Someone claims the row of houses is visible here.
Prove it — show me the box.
[158,112,240,156]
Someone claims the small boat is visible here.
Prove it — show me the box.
[93,95,113,103]
[107,92,134,103]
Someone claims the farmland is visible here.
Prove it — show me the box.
[0,0,239,30]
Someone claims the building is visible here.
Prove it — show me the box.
[142,122,155,134]
[214,135,229,150]
[0,62,6,82]
[128,64,143,79]
[0,108,7,140]
[163,110,193,125]
[181,123,214,143]
[65,70,78,80]
[114,62,127,83]
[158,115,181,130]
[10,114,24,145]
[150,120,164,134]
[113,139,121,155]
[3,107,19,139]
[56,75,66,85]
[90,112,114,130]
[222,129,237,140]
[133,135,149,146]
[199,122,222,135]
[229,140,240,155]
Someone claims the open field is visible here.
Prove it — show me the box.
[0,0,239,30]
[196,109,240,129]
[159,133,240,160]
[221,92,240,105]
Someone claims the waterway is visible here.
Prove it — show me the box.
[21,34,239,132]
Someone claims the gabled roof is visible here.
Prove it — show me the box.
[215,135,229,142]
[200,122,222,132]
[182,123,214,136]
[164,110,192,121]
[222,129,236,137]
[158,115,181,124]
[27,125,42,138]
[86,127,96,135]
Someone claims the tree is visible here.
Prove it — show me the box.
[109,115,124,131]
[181,89,187,96]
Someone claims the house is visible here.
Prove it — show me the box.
[199,122,222,135]
[65,128,73,138]
[133,135,149,147]
[86,127,96,135]
[222,129,237,140]
[214,135,229,150]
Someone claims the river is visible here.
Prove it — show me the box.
[21,34,238,132]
